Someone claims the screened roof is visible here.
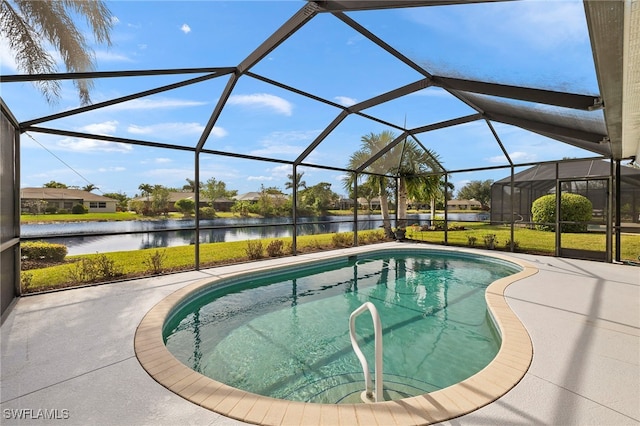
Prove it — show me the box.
[1,0,638,194]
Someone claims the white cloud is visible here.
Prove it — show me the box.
[346,35,363,46]
[249,130,318,157]
[106,97,207,111]
[487,151,537,164]
[0,36,18,72]
[334,96,357,107]
[228,93,293,116]
[180,24,191,34]
[247,175,274,181]
[95,50,133,62]
[127,122,223,138]
[142,167,193,177]
[78,121,118,136]
[267,164,291,177]
[154,158,172,164]
[98,166,126,172]
[110,16,120,25]
[57,137,133,153]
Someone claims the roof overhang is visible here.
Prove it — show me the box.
[584,0,640,161]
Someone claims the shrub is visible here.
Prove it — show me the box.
[143,249,167,275]
[71,203,88,214]
[45,206,58,214]
[65,254,123,283]
[174,198,195,216]
[467,235,477,247]
[21,241,68,262]
[532,193,592,232]
[58,208,69,214]
[199,207,216,219]
[332,232,353,248]
[483,234,498,249]
[266,240,285,257]
[245,240,264,259]
[20,271,33,289]
[504,239,520,251]
[432,219,445,230]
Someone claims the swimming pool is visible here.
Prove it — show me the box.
[135,244,537,425]
[163,250,520,404]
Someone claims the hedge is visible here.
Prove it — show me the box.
[21,241,68,262]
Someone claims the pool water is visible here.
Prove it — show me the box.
[163,250,521,403]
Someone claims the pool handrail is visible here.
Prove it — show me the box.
[349,302,383,402]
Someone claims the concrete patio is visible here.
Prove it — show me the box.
[1,243,638,425]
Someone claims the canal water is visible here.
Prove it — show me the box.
[22,213,488,255]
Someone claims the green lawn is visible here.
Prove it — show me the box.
[20,231,384,293]
[19,225,639,294]
[406,223,640,260]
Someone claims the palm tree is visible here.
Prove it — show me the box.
[82,183,99,192]
[394,140,443,228]
[344,131,399,238]
[138,183,153,202]
[1,0,113,105]
[285,172,306,193]
[182,178,200,192]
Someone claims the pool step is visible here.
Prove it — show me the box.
[285,373,437,404]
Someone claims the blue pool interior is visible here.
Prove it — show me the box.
[163,249,522,404]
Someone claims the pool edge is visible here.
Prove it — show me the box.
[134,244,538,426]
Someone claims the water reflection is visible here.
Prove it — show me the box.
[23,213,489,255]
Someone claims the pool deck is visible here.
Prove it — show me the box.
[1,242,639,425]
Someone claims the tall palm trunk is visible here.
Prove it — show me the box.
[397,177,408,229]
[430,197,436,229]
[378,180,394,238]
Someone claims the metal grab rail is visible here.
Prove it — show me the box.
[349,302,383,402]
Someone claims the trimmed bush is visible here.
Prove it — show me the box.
[71,203,88,214]
[332,232,353,247]
[174,198,195,216]
[199,207,216,219]
[21,241,68,262]
[532,193,593,232]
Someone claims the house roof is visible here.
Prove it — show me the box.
[20,187,117,202]
[234,192,287,202]
[448,199,482,206]
[131,192,234,203]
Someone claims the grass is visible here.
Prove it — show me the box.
[20,224,640,294]
[20,230,385,293]
[405,222,640,260]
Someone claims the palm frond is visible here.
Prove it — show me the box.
[0,0,61,103]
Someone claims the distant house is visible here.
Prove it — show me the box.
[130,192,234,212]
[447,199,482,210]
[21,187,118,213]
[234,192,288,204]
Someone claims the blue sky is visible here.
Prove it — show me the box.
[1,0,603,198]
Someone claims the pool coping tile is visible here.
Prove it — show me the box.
[134,244,538,425]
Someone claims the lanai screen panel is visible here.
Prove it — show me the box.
[490,160,640,225]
